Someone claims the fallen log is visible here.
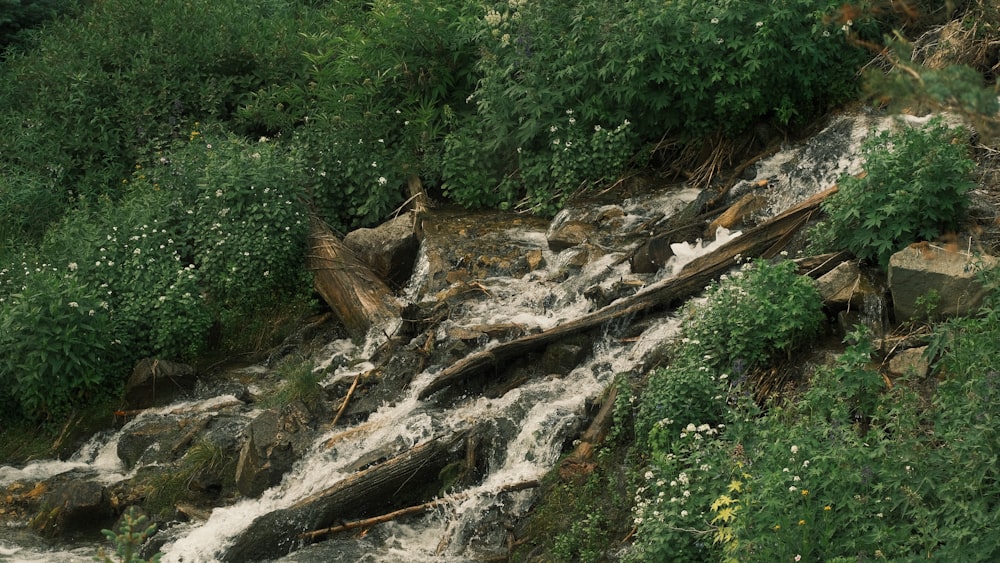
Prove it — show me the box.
[298,479,540,543]
[417,186,837,400]
[307,218,401,341]
[221,429,469,562]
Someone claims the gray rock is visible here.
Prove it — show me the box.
[235,407,316,498]
[32,477,111,537]
[343,212,420,289]
[888,244,998,321]
[888,346,930,378]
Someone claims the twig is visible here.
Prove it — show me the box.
[331,369,366,427]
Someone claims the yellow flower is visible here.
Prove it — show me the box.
[798,519,806,526]
[773,524,781,531]
[824,505,832,511]
[801,489,809,496]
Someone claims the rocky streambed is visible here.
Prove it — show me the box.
[1,108,999,562]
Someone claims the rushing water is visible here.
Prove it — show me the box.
[0,109,894,562]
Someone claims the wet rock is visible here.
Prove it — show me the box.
[117,416,184,470]
[630,224,704,274]
[707,192,767,234]
[30,476,111,537]
[540,335,593,376]
[547,220,595,251]
[124,358,198,409]
[235,408,316,498]
[343,212,420,289]
[888,244,998,321]
[888,346,930,378]
[418,211,549,298]
[526,249,544,271]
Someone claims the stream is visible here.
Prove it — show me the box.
[0,109,888,562]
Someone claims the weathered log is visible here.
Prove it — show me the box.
[559,385,619,481]
[417,186,837,399]
[307,218,401,341]
[221,430,469,562]
[298,479,540,542]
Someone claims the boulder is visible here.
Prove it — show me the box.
[888,346,930,378]
[235,408,315,498]
[888,244,998,321]
[343,212,420,289]
[814,261,885,310]
[547,220,595,252]
[124,358,198,409]
[630,224,705,274]
[31,477,112,537]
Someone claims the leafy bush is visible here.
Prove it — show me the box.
[289,0,478,229]
[0,129,313,420]
[632,266,1000,561]
[684,259,826,374]
[0,0,73,52]
[637,259,824,446]
[0,263,122,420]
[815,117,977,266]
[0,0,324,239]
[454,0,873,212]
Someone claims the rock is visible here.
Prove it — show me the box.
[888,346,930,378]
[888,244,998,321]
[630,224,705,274]
[417,211,549,298]
[343,212,420,289]
[547,220,595,252]
[234,408,315,498]
[124,358,198,409]
[31,477,111,537]
[526,249,544,271]
[539,335,593,376]
[117,416,185,470]
[814,261,886,310]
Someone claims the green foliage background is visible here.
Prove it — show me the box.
[0,0,882,420]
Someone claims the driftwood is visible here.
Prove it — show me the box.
[559,385,619,481]
[221,429,469,562]
[417,186,837,400]
[299,479,540,542]
[307,218,401,341]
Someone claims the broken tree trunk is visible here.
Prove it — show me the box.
[307,218,401,341]
[221,429,469,562]
[417,186,837,400]
[299,479,540,543]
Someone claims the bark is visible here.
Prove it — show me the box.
[298,480,540,542]
[307,218,401,341]
[221,430,469,562]
[417,186,837,399]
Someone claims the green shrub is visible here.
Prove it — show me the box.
[632,292,1000,561]
[456,0,873,212]
[0,0,74,52]
[815,117,976,267]
[289,0,478,229]
[684,258,826,374]
[636,259,824,446]
[0,263,121,421]
[0,0,324,237]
